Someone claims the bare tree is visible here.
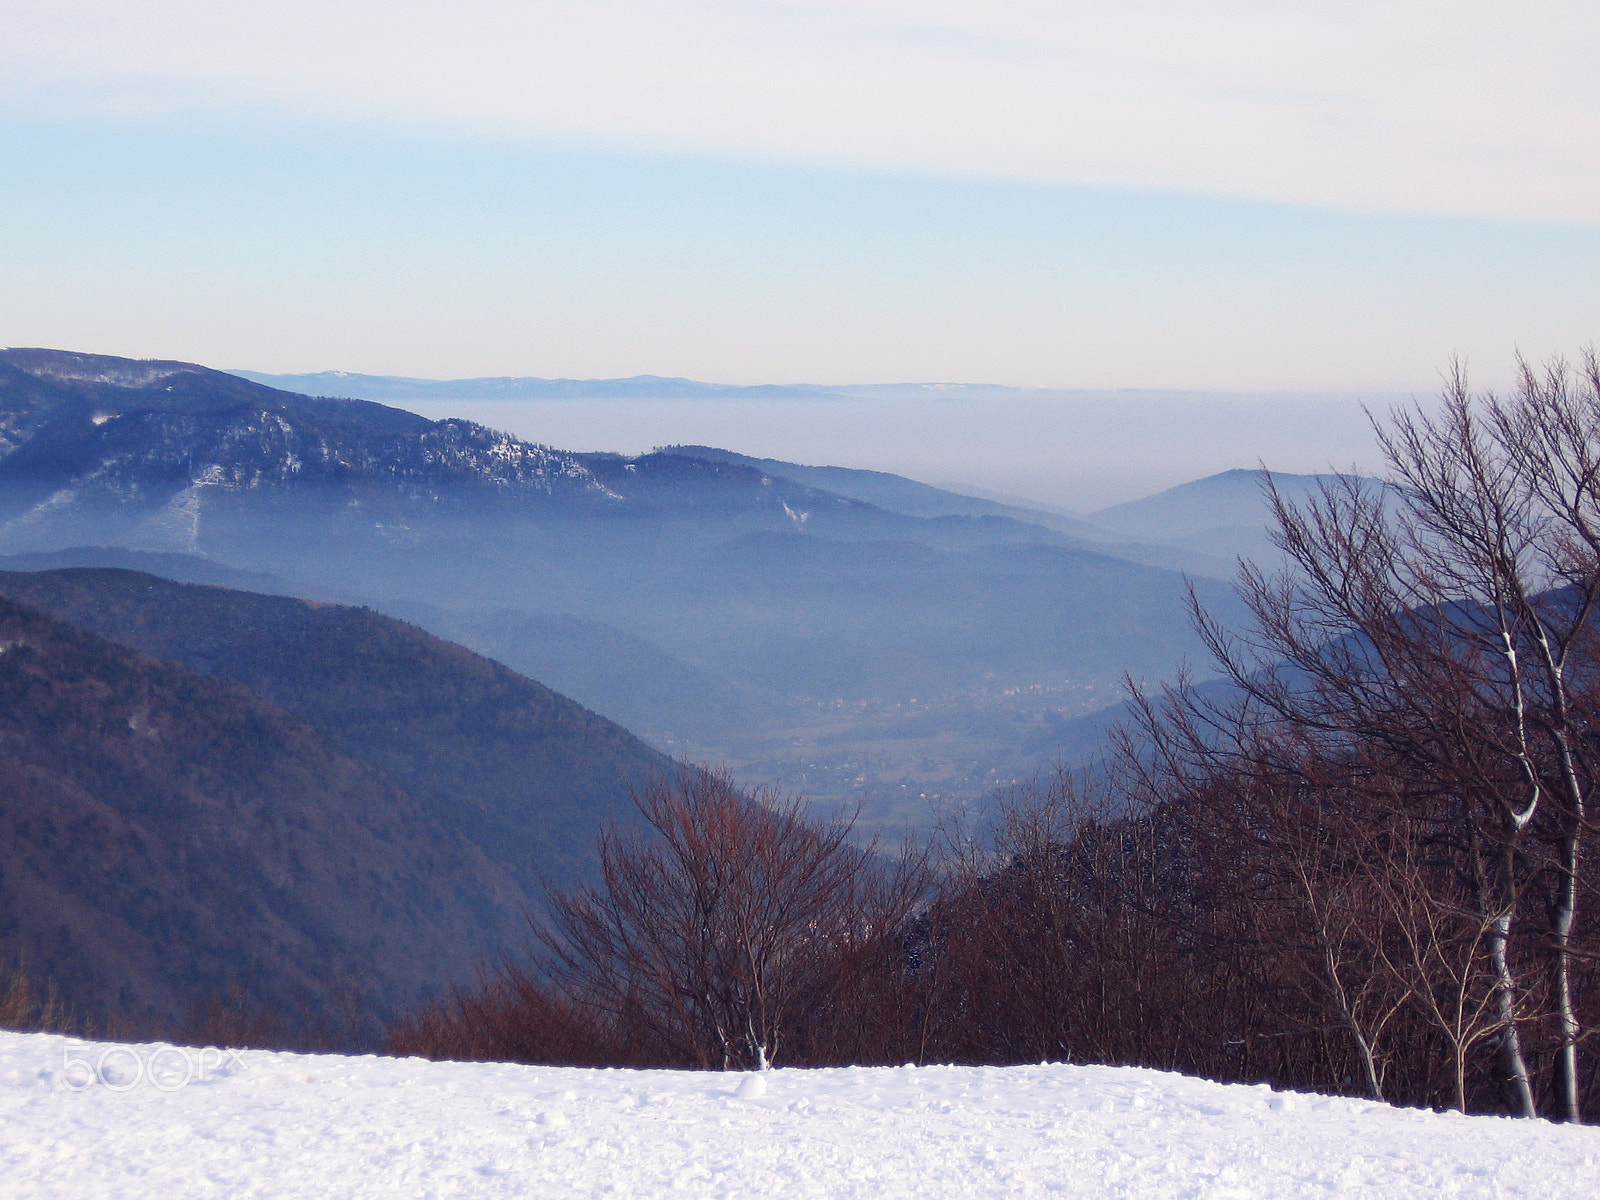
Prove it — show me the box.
[1134,351,1600,1118]
[540,766,926,1070]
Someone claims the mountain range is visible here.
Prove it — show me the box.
[0,346,1347,1035]
[0,348,1318,824]
[229,369,846,402]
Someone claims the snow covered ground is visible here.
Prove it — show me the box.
[3,1030,1598,1198]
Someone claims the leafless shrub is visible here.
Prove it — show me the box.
[400,766,929,1070]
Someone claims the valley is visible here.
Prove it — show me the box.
[0,347,1309,1033]
[659,675,1131,839]
[0,350,1310,831]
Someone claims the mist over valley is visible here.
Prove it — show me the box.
[0,349,1329,841]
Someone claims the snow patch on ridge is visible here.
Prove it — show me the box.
[0,487,82,544]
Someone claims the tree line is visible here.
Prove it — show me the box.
[387,352,1600,1120]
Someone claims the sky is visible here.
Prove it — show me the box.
[2,2,1597,399]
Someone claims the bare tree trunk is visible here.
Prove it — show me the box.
[1320,932,1385,1102]
[1539,691,1586,1123]
[1487,876,1537,1117]
[1553,828,1583,1121]
[1511,605,1589,1121]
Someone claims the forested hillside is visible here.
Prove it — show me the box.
[0,568,685,1039]
[0,568,675,891]
[0,594,522,1037]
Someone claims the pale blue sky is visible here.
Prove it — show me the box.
[2,2,1597,393]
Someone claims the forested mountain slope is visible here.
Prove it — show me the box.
[0,593,524,1037]
[0,568,676,892]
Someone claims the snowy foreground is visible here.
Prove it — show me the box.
[3,1031,1599,1198]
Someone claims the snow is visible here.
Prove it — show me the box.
[3,1031,1598,1198]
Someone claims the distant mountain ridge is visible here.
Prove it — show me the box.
[662,445,1240,578]
[0,348,1012,560]
[0,545,299,593]
[1090,468,1361,568]
[662,445,1097,529]
[230,368,1287,408]
[1090,468,1342,537]
[229,368,846,402]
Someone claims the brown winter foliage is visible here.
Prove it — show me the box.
[391,766,931,1070]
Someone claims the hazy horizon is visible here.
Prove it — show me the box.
[233,367,1391,511]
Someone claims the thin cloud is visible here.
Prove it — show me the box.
[3,1,1596,223]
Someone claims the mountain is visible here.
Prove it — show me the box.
[0,566,690,1037]
[0,545,300,593]
[0,349,1250,822]
[0,349,623,554]
[1091,468,1350,567]
[0,546,757,752]
[384,602,769,750]
[0,591,523,1037]
[661,445,1101,531]
[662,445,1236,578]
[229,369,845,402]
[0,568,676,891]
[0,349,1064,562]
